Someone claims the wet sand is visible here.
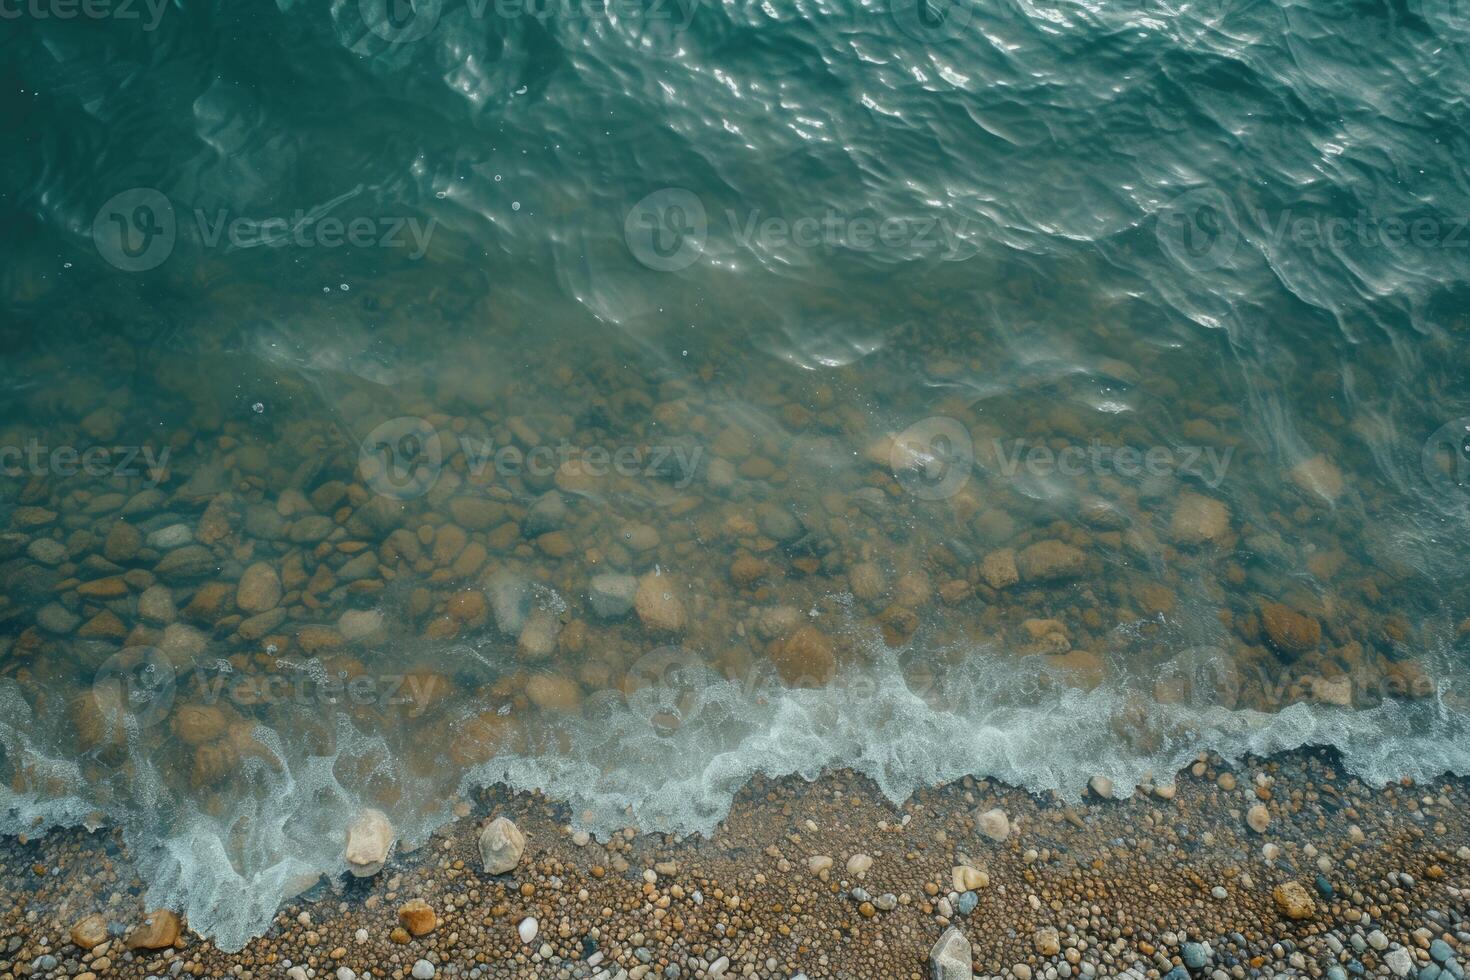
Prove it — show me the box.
[3,747,1468,980]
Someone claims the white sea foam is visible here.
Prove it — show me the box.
[3,633,1468,952]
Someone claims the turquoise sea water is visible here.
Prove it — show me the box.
[1,0,1469,950]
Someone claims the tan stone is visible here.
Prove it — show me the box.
[1272,880,1315,920]
[127,910,181,950]
[183,582,234,622]
[345,809,394,877]
[1289,454,1344,503]
[104,522,142,562]
[235,562,281,613]
[78,577,129,598]
[397,899,436,937]
[70,913,108,950]
[1169,492,1231,546]
[980,549,1019,589]
[536,531,574,558]
[634,574,686,633]
[1017,618,1070,655]
[1260,602,1321,655]
[771,626,836,687]
[951,865,989,891]
[446,589,488,623]
[730,554,768,586]
[526,674,581,712]
[78,610,127,639]
[172,703,227,745]
[848,562,886,602]
[976,807,1010,843]
[479,816,526,875]
[1015,540,1085,582]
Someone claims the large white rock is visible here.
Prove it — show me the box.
[976,807,1010,843]
[478,816,526,874]
[930,926,973,980]
[344,808,394,877]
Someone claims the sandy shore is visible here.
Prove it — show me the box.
[3,748,1468,980]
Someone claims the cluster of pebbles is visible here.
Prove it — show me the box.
[0,328,1454,806]
[0,749,1467,980]
[1,297,1466,977]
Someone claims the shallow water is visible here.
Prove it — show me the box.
[1,0,1469,951]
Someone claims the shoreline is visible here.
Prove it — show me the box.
[3,746,1469,979]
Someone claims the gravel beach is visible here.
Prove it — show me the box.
[3,748,1468,980]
